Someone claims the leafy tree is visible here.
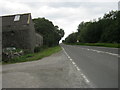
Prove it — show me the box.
[33,18,64,47]
[65,10,119,44]
[100,11,120,43]
[77,21,84,33]
[65,32,78,43]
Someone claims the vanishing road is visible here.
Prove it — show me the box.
[2,44,118,88]
[61,44,118,88]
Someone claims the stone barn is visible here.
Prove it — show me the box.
[36,33,43,47]
[2,13,43,53]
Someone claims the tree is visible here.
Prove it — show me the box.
[33,18,65,47]
[65,10,119,44]
[65,32,78,43]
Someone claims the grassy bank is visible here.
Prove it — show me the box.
[3,46,62,64]
[65,43,120,48]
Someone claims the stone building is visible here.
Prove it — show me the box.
[36,33,43,47]
[2,13,43,53]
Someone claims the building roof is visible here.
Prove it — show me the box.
[2,13,31,32]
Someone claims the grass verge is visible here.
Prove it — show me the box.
[65,43,120,48]
[3,46,62,64]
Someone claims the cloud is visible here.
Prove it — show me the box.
[0,0,119,42]
[0,0,31,15]
[2,0,119,2]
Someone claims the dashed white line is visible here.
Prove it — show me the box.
[68,56,71,59]
[84,48,119,57]
[87,49,90,50]
[62,47,70,58]
[74,64,77,67]
[72,61,76,65]
[76,67,80,71]
[62,45,119,86]
[70,58,72,61]
[61,46,90,84]
[81,74,90,83]
[104,52,118,56]
[83,76,90,83]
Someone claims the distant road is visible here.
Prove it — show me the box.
[61,44,118,88]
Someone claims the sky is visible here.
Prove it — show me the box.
[0,0,119,42]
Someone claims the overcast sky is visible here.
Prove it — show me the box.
[0,0,119,41]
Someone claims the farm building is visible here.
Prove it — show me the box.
[2,13,43,53]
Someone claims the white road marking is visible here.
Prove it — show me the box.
[62,47,70,58]
[87,49,90,50]
[96,51,101,53]
[72,61,75,65]
[81,74,90,83]
[70,58,72,61]
[76,67,80,71]
[74,64,77,67]
[96,46,118,50]
[104,52,117,55]
[84,48,119,57]
[62,45,118,86]
[61,46,91,84]
[68,56,71,59]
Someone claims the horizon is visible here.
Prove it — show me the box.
[1,0,119,42]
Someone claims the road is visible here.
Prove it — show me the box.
[61,44,118,88]
[2,50,93,88]
[2,44,118,88]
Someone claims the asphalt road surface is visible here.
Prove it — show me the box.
[2,44,118,88]
[2,50,93,88]
[61,44,118,88]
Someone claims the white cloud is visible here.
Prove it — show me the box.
[0,0,119,42]
[0,0,31,15]
[1,0,119,2]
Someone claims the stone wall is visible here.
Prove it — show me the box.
[2,13,43,53]
[36,33,43,47]
[3,29,30,50]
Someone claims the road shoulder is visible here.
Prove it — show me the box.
[2,50,93,88]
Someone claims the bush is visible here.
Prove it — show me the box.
[2,47,24,62]
[34,47,42,53]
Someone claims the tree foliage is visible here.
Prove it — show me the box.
[65,32,78,43]
[64,10,120,43]
[33,18,64,47]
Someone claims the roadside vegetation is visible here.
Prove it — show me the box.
[33,18,64,47]
[63,10,120,47]
[3,46,62,64]
[65,43,120,48]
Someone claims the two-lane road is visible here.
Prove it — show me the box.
[61,44,118,88]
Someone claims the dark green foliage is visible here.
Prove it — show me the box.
[34,47,42,53]
[99,11,120,43]
[33,18,64,47]
[34,46,48,53]
[65,43,120,48]
[65,10,120,44]
[65,32,78,43]
[79,22,102,43]
[3,46,62,64]
[100,23,119,43]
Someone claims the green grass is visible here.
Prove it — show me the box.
[3,46,62,64]
[65,43,120,48]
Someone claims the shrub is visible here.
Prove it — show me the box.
[34,47,41,53]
